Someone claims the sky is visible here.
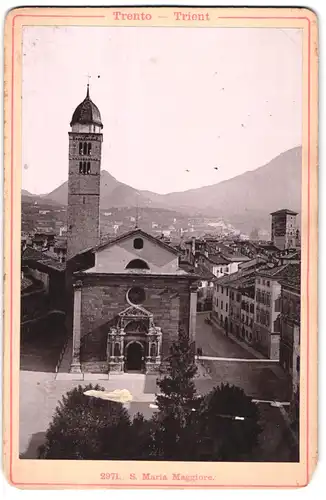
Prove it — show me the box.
[22,26,302,195]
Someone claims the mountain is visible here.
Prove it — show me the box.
[29,146,302,233]
[146,146,302,232]
[44,170,157,209]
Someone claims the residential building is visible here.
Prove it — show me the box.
[279,264,301,396]
[253,265,292,360]
[212,280,230,332]
[240,285,255,344]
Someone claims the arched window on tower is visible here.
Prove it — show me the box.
[125,259,150,270]
[79,142,83,155]
[88,143,92,155]
[83,142,87,155]
[79,161,83,174]
[87,162,91,174]
[83,161,87,174]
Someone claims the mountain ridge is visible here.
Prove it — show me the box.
[24,146,302,233]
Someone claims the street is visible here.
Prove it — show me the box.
[195,313,291,401]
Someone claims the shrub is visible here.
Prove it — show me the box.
[38,384,131,460]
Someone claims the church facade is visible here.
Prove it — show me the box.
[67,86,198,374]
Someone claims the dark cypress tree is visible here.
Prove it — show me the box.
[153,328,200,460]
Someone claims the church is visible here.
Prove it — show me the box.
[66,85,198,374]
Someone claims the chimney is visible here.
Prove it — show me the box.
[191,237,196,255]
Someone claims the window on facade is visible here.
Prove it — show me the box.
[125,259,149,270]
[79,142,83,155]
[266,293,271,306]
[221,287,224,294]
[88,143,92,155]
[83,142,87,155]
[86,162,91,174]
[79,161,83,173]
[133,238,144,250]
[216,298,219,308]
[267,281,270,287]
[266,311,270,326]
[250,304,254,313]
[127,286,146,305]
[226,288,229,296]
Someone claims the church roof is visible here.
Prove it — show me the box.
[94,228,179,255]
[70,85,103,129]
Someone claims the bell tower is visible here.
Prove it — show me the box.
[67,84,103,259]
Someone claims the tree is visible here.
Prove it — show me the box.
[197,383,261,461]
[129,412,156,460]
[38,384,132,460]
[153,328,200,460]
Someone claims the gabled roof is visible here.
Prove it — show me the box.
[93,228,179,255]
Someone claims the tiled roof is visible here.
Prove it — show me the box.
[205,253,230,265]
[178,262,213,280]
[279,264,301,292]
[21,276,34,291]
[256,263,290,278]
[22,247,66,272]
[215,267,256,286]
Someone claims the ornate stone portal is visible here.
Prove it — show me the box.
[107,304,162,373]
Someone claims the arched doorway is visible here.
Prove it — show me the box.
[125,341,143,372]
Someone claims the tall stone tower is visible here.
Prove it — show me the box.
[270,209,298,250]
[67,84,103,259]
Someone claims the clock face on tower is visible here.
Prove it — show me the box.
[127,287,146,305]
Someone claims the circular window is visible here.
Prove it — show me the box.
[133,238,144,250]
[127,287,146,305]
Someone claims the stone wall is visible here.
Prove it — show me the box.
[78,275,192,366]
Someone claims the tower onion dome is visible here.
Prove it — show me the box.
[70,84,103,128]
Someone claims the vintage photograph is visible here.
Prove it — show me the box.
[19,22,303,464]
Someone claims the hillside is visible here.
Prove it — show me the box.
[153,146,302,232]
[44,170,156,209]
[27,146,302,233]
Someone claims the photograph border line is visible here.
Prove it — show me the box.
[8,10,312,488]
